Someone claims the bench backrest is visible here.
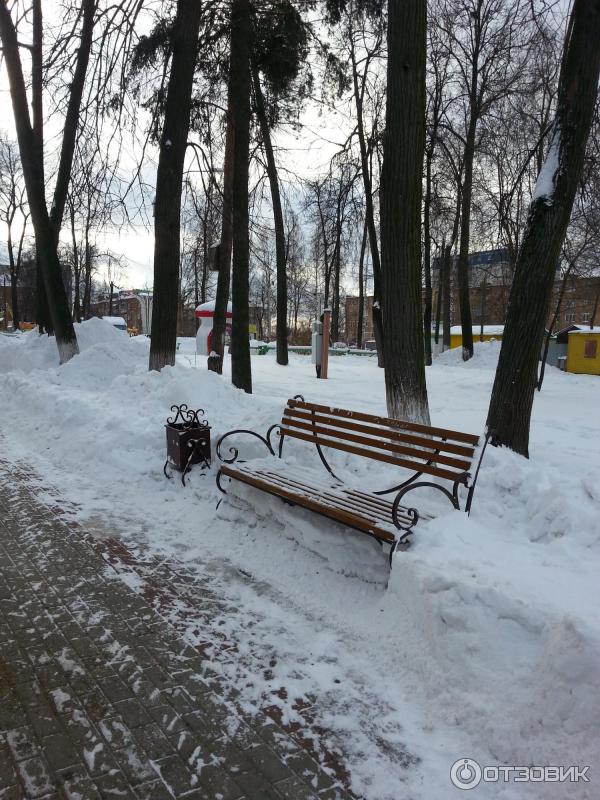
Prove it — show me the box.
[280,399,479,485]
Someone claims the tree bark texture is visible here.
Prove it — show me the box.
[207,95,235,373]
[442,243,452,349]
[380,0,430,423]
[350,32,384,366]
[486,0,600,455]
[434,240,443,346]
[423,148,433,365]
[31,0,50,333]
[149,0,203,371]
[456,117,477,361]
[49,0,95,242]
[356,216,368,348]
[230,0,252,393]
[6,225,19,329]
[252,63,288,365]
[0,1,78,362]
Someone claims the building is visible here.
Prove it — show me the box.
[432,247,600,331]
[0,261,36,329]
[432,248,511,288]
[559,275,600,328]
[89,291,153,334]
[566,329,600,375]
[344,295,375,345]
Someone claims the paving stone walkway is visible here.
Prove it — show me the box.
[0,461,355,800]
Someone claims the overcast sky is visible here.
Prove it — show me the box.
[0,8,350,290]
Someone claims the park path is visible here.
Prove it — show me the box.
[0,457,355,800]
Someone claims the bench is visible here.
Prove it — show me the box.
[215,397,487,563]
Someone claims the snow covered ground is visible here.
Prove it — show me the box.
[1,320,599,799]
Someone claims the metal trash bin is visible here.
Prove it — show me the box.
[164,405,211,485]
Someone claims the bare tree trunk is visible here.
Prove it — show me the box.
[31,0,49,334]
[479,275,487,341]
[357,216,368,348]
[487,0,600,455]
[149,0,203,371]
[252,64,288,366]
[0,3,78,362]
[331,211,342,342]
[538,265,572,390]
[9,274,18,329]
[230,0,252,393]
[350,26,384,366]
[434,241,444,346]
[6,227,20,329]
[69,204,81,322]
[208,81,235,373]
[442,242,452,349]
[423,147,433,365]
[456,117,476,361]
[381,0,430,423]
[82,229,92,319]
[48,0,95,241]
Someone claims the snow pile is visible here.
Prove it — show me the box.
[0,317,136,375]
[0,323,599,799]
[435,337,502,368]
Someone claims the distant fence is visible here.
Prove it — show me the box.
[260,343,377,357]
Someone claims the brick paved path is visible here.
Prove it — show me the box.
[0,462,354,800]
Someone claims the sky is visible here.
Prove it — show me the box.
[0,4,350,290]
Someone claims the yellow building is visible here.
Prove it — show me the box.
[567,330,600,375]
[448,325,504,350]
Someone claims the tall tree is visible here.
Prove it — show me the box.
[251,0,311,365]
[486,0,600,455]
[347,1,385,364]
[0,0,84,363]
[437,0,530,360]
[252,68,288,365]
[149,0,203,371]
[207,86,235,374]
[0,135,29,330]
[380,0,430,422]
[230,0,253,392]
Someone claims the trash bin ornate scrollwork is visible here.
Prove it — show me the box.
[163,404,211,486]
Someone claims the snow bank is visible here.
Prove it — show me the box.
[0,317,134,374]
[1,321,599,799]
[435,337,502,368]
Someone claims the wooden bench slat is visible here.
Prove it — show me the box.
[221,465,397,544]
[250,466,415,526]
[251,468,379,517]
[343,488,395,515]
[281,415,472,471]
[280,425,469,484]
[260,477,391,527]
[283,407,476,458]
[288,399,480,446]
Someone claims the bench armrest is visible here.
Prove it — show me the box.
[216,424,282,464]
[392,480,462,511]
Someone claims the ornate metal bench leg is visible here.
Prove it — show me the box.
[215,469,230,509]
[389,540,398,567]
[163,459,173,480]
